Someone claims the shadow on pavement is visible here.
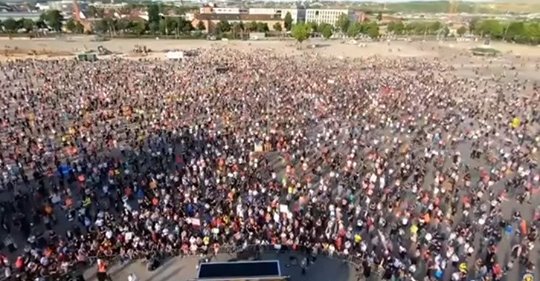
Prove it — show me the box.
[145,266,184,281]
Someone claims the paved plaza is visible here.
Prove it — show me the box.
[83,252,357,281]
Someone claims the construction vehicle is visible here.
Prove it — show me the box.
[72,0,92,33]
[76,52,98,61]
[97,46,112,55]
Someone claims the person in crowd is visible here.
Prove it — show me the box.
[0,50,537,281]
[127,273,138,281]
[97,259,110,281]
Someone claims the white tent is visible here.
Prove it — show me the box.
[166,51,184,61]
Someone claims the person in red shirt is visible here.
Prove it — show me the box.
[15,256,24,272]
[97,259,111,281]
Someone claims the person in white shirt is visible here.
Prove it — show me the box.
[4,266,11,279]
[128,273,138,281]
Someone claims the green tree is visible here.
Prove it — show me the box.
[94,18,108,33]
[20,18,34,32]
[65,18,74,33]
[320,23,333,39]
[504,21,526,42]
[159,19,168,35]
[65,18,84,33]
[376,12,383,21]
[273,22,282,32]
[148,3,160,26]
[232,22,244,39]
[429,21,443,34]
[527,22,540,44]
[404,21,440,35]
[404,22,420,35]
[457,26,467,36]
[284,12,293,31]
[3,18,18,32]
[35,19,46,29]
[40,10,63,31]
[438,26,450,38]
[346,22,363,38]
[107,18,117,35]
[336,13,351,34]
[88,6,105,18]
[308,21,318,33]
[131,21,147,35]
[246,21,258,32]
[216,20,231,33]
[178,17,192,33]
[115,18,130,33]
[387,21,405,35]
[256,22,269,32]
[469,18,479,34]
[197,21,206,31]
[476,19,503,38]
[364,22,379,38]
[149,21,159,34]
[291,23,310,43]
[159,17,180,35]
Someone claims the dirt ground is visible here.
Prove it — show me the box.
[0,36,538,61]
[0,37,538,94]
[0,37,425,61]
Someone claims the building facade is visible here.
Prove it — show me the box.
[305,8,351,25]
[248,8,301,23]
[193,13,285,33]
[0,11,41,21]
[42,0,89,16]
[194,4,287,33]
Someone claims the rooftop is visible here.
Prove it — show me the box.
[0,11,41,20]
[196,13,281,21]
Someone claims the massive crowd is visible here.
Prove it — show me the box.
[0,49,538,281]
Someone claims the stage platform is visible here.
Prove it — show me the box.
[197,260,286,281]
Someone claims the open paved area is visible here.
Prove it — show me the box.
[83,252,357,281]
[0,36,539,59]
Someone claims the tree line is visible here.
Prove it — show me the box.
[0,5,200,36]
[387,21,448,36]
[92,16,197,36]
[0,10,63,33]
[0,15,197,37]
[291,13,380,43]
[210,11,294,37]
[214,20,272,38]
[0,5,297,38]
[2,7,538,45]
[386,19,540,44]
[469,19,540,45]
